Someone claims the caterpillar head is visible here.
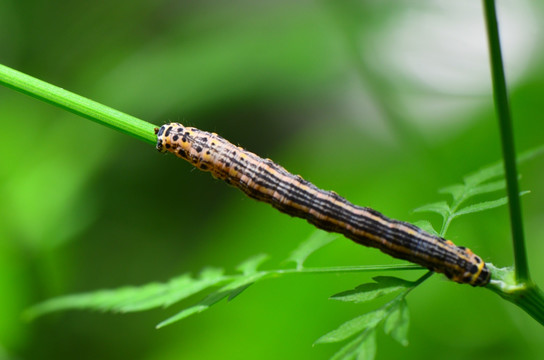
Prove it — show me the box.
[155,125,168,152]
[443,247,490,286]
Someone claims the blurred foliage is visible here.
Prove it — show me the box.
[1,0,544,359]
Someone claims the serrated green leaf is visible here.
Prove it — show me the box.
[227,282,253,301]
[156,304,209,328]
[452,197,507,218]
[462,146,544,187]
[199,267,226,279]
[329,332,366,360]
[286,231,336,269]
[125,267,226,311]
[356,330,376,360]
[517,145,544,164]
[221,271,267,292]
[236,253,269,275]
[413,201,451,219]
[412,220,438,236]
[24,268,227,320]
[463,162,503,187]
[466,179,506,197]
[156,289,233,328]
[156,272,267,328]
[315,309,386,344]
[151,278,237,327]
[373,276,413,286]
[452,191,529,219]
[331,277,411,304]
[328,329,376,360]
[384,299,409,346]
[440,179,507,205]
[439,184,466,202]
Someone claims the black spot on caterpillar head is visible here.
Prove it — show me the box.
[155,126,167,152]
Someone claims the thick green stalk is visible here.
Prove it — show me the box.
[0,63,157,145]
[482,0,529,283]
[482,1,544,326]
[487,268,544,326]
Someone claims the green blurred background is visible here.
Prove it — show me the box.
[1,0,543,359]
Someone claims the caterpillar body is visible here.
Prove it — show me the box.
[155,123,490,286]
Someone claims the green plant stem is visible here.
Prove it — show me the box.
[273,264,423,275]
[512,286,544,326]
[482,0,529,283]
[488,280,544,326]
[482,1,544,327]
[0,63,157,145]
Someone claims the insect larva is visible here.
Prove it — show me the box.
[155,123,490,286]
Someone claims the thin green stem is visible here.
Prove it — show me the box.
[440,213,454,237]
[412,270,433,287]
[272,264,423,276]
[482,0,529,283]
[0,63,157,145]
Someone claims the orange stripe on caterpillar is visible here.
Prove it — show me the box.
[155,123,490,286]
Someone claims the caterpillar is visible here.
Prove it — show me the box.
[155,122,490,286]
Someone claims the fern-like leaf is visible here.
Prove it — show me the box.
[285,230,337,270]
[412,220,439,236]
[330,330,375,360]
[156,271,267,328]
[314,308,386,344]
[452,191,530,219]
[413,201,451,220]
[24,147,544,359]
[236,253,269,275]
[24,267,227,320]
[383,298,409,346]
[413,147,541,236]
[330,277,412,304]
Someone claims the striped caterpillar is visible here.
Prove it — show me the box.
[155,123,490,286]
